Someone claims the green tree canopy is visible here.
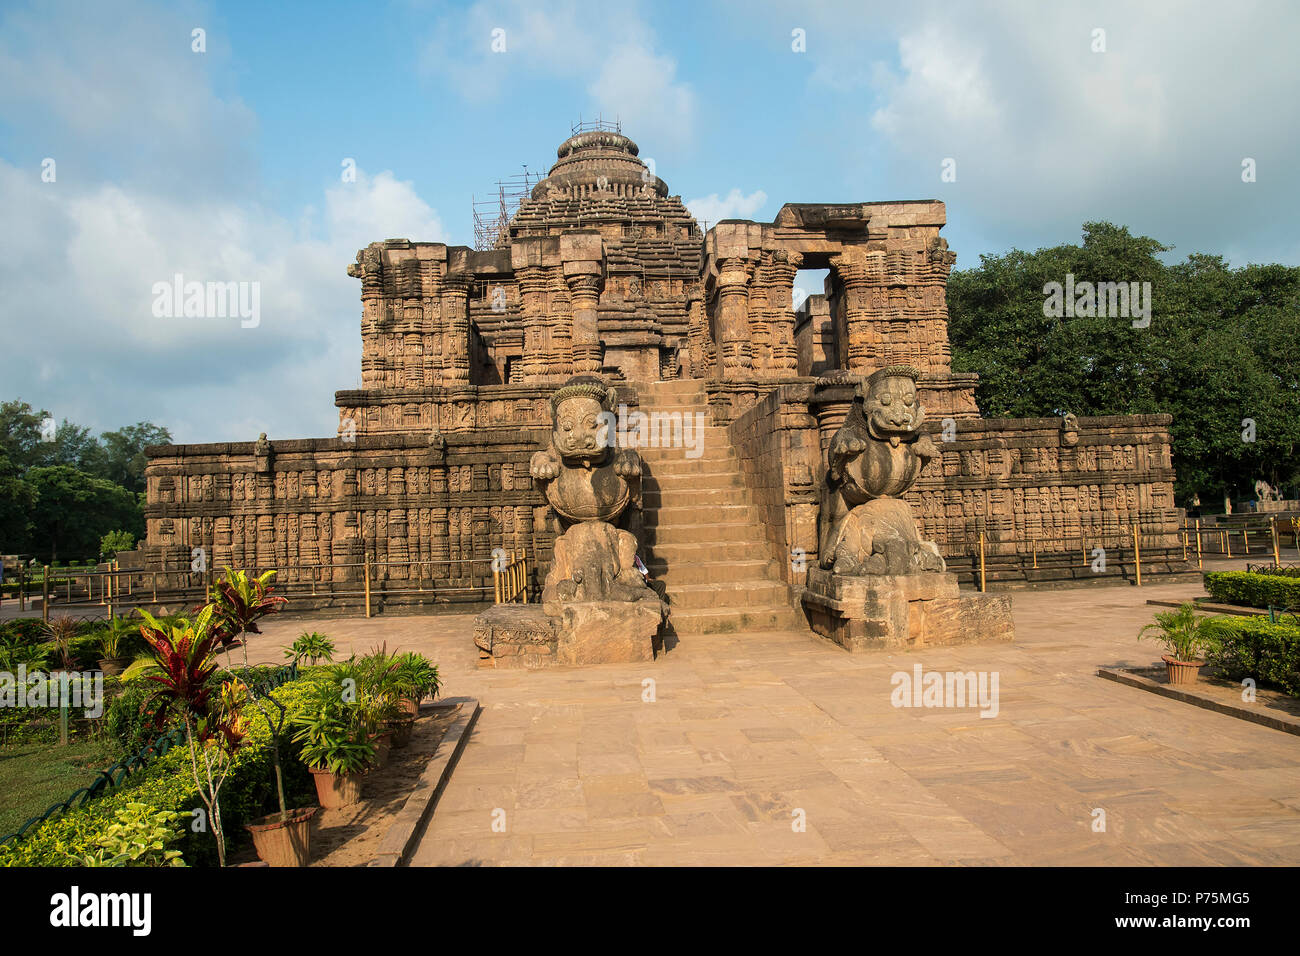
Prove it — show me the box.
[948,222,1300,504]
[25,466,143,563]
[0,452,34,553]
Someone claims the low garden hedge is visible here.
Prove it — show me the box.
[1204,571,1300,610]
[0,669,329,867]
[1202,616,1300,697]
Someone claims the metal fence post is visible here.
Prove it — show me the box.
[1132,524,1142,587]
[364,558,372,618]
[42,566,50,624]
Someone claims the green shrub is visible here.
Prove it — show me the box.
[70,802,186,867]
[1202,616,1300,696]
[1204,571,1300,610]
[0,669,328,867]
[104,680,166,755]
[99,530,136,561]
[0,619,48,645]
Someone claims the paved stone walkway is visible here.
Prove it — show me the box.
[239,565,1300,866]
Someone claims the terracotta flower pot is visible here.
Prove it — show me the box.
[370,731,393,769]
[244,806,317,867]
[1162,654,1204,686]
[309,767,363,809]
[398,697,419,718]
[387,716,415,748]
[97,657,131,676]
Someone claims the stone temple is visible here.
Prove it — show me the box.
[141,126,1189,639]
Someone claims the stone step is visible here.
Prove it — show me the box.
[641,472,743,491]
[639,380,706,393]
[646,540,760,563]
[647,503,759,525]
[643,523,765,545]
[636,403,709,413]
[642,458,739,476]
[646,558,776,585]
[664,580,791,610]
[667,605,805,635]
[642,487,750,508]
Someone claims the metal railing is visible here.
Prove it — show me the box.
[493,550,529,604]
[2,554,534,621]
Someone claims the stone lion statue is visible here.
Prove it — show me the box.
[530,375,642,524]
[531,376,655,615]
[818,365,946,575]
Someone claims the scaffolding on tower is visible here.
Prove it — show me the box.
[472,167,542,251]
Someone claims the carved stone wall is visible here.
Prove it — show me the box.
[142,126,1188,599]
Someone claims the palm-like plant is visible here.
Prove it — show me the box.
[291,689,375,776]
[285,631,335,666]
[1138,603,1210,663]
[136,606,247,867]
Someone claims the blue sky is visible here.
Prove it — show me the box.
[2,0,1297,443]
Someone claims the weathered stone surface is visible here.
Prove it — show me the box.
[541,521,657,614]
[473,604,557,669]
[802,568,1013,651]
[555,600,665,666]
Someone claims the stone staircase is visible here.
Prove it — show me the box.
[634,379,805,635]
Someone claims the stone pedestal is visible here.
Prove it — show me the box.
[474,599,665,669]
[474,604,558,669]
[801,568,1013,652]
[555,600,664,666]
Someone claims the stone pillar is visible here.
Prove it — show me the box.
[830,249,884,374]
[565,273,603,375]
[716,257,754,379]
[561,231,605,376]
[685,285,708,379]
[549,270,575,380]
[517,265,549,382]
[440,273,471,385]
[766,250,800,376]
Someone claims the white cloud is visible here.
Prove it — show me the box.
[422,0,697,149]
[685,189,769,226]
[741,0,1300,265]
[0,159,445,443]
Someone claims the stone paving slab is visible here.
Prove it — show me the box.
[238,566,1300,866]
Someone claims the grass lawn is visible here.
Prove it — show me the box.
[0,738,119,839]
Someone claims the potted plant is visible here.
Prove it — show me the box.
[1138,603,1209,685]
[205,568,323,866]
[390,651,441,717]
[95,617,137,676]
[291,690,375,809]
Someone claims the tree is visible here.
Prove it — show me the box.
[0,400,50,472]
[25,466,142,562]
[97,422,171,494]
[0,452,34,552]
[947,222,1300,504]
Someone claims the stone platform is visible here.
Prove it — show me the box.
[474,600,664,669]
[801,568,1014,652]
